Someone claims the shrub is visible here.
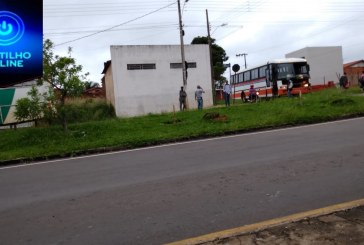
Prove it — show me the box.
[62,98,115,123]
[14,86,43,126]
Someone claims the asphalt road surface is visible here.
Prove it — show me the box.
[1,118,364,245]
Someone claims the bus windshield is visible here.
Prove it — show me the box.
[276,62,308,80]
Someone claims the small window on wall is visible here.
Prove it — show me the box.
[170,62,197,69]
[170,63,182,69]
[127,64,156,70]
[187,62,197,68]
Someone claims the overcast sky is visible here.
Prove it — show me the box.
[43,0,364,83]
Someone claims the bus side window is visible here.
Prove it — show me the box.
[265,69,271,87]
[244,71,250,81]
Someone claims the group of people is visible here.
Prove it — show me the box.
[180,82,232,111]
[340,71,364,90]
[179,71,364,111]
[179,85,205,111]
[180,82,234,110]
[223,82,259,104]
[339,73,349,89]
[179,79,262,110]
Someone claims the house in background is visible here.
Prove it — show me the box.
[344,60,364,86]
[82,87,105,98]
[286,46,343,86]
[102,45,212,117]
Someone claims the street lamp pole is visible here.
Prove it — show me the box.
[236,53,248,69]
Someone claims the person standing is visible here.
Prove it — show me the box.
[287,78,293,97]
[179,86,187,111]
[249,84,257,101]
[223,82,232,106]
[359,71,364,91]
[339,73,348,89]
[195,85,205,110]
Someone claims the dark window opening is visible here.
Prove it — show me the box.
[127,64,156,70]
[170,62,197,69]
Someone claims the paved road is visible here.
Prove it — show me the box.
[1,118,364,244]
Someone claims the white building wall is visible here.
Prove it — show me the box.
[110,45,212,117]
[286,46,343,86]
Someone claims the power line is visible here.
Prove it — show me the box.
[54,1,177,47]
[46,25,177,36]
[43,0,364,18]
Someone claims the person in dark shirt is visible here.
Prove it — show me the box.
[339,73,348,89]
[179,86,187,111]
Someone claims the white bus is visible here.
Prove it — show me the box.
[231,58,311,101]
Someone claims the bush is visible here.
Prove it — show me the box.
[14,98,32,121]
[61,98,115,123]
[14,86,43,126]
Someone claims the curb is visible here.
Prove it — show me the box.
[166,198,364,245]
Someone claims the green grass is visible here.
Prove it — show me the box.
[1,88,364,162]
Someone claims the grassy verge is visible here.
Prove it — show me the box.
[1,88,364,162]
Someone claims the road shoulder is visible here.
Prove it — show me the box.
[167,198,364,245]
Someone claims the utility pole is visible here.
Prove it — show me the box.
[177,0,187,88]
[236,53,248,69]
[206,9,216,105]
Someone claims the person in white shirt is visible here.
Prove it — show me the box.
[223,82,232,106]
[195,85,205,110]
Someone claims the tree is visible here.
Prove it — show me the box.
[191,36,229,82]
[14,86,41,126]
[41,39,89,132]
[14,86,48,127]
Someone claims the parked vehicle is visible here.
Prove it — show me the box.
[231,58,311,101]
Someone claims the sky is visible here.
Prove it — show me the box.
[43,0,364,84]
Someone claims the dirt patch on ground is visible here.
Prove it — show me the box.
[203,112,228,122]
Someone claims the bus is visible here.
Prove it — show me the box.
[231,58,311,101]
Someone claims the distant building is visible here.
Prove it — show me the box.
[102,45,213,117]
[82,87,105,98]
[344,60,364,86]
[286,46,343,86]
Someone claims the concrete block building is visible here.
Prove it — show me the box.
[102,45,213,117]
[286,46,343,86]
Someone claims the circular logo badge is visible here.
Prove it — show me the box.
[0,11,25,46]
